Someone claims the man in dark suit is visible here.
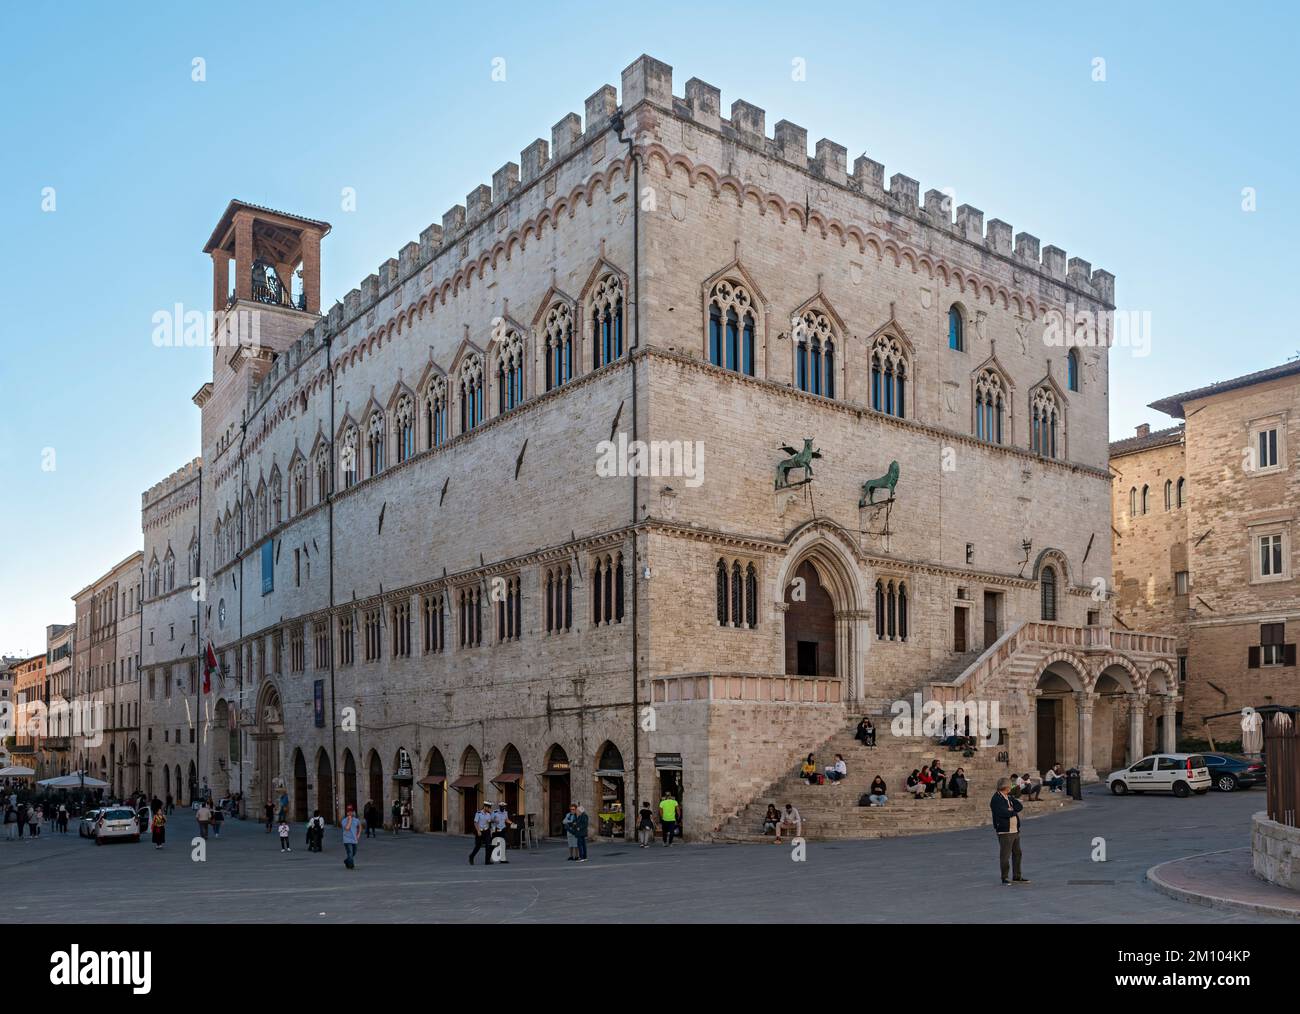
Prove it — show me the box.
[991,777,1030,885]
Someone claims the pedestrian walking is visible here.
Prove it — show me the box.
[562,803,579,861]
[264,801,275,832]
[991,776,1030,886]
[196,800,211,839]
[211,804,224,838]
[278,791,289,824]
[491,803,514,863]
[29,806,41,839]
[17,802,27,839]
[658,793,680,846]
[307,810,325,852]
[151,809,167,849]
[341,804,361,869]
[636,801,655,848]
[165,794,174,815]
[57,804,69,833]
[4,802,16,841]
[468,803,494,864]
[363,801,378,838]
[391,799,401,835]
[278,820,292,852]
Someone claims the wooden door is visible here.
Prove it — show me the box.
[983,592,998,647]
[953,606,967,653]
[1036,699,1057,771]
[548,775,570,836]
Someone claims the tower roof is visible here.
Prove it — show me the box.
[202,199,331,255]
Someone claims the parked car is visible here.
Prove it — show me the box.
[78,809,103,838]
[92,807,142,844]
[1201,753,1266,792]
[1108,753,1211,797]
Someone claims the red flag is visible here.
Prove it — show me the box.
[203,642,218,694]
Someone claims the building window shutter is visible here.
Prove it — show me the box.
[1286,644,1297,667]
[1248,646,1260,669]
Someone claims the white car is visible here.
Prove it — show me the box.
[1108,753,1211,797]
[93,806,142,844]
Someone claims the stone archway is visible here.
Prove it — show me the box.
[1032,655,1088,773]
[775,527,867,702]
[1146,666,1178,754]
[1092,662,1139,773]
[252,682,284,811]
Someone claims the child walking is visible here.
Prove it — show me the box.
[278,819,292,852]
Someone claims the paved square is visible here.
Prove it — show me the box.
[2,786,1276,922]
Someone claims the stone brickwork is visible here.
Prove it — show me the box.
[1116,365,1300,745]
[118,55,1171,838]
[1253,812,1300,891]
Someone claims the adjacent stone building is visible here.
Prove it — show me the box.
[42,623,74,778]
[1114,361,1300,745]
[70,552,143,796]
[117,56,1176,834]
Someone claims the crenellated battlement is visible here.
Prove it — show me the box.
[627,54,1114,305]
[141,456,202,509]
[243,53,1114,417]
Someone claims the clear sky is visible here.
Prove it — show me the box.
[0,0,1295,655]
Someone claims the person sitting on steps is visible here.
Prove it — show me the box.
[1023,772,1043,801]
[763,803,781,835]
[824,754,847,784]
[919,766,937,797]
[1044,764,1066,792]
[855,717,876,748]
[906,769,926,799]
[774,803,801,844]
[948,767,969,799]
[868,776,888,806]
[930,758,948,796]
[800,754,818,785]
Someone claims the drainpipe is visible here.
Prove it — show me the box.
[611,108,642,812]
[326,331,340,822]
[236,414,247,808]
[195,465,204,806]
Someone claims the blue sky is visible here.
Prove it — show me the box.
[0,0,1295,654]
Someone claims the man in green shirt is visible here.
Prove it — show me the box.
[658,794,680,847]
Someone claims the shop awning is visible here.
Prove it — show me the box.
[541,768,570,777]
[449,775,481,790]
[417,775,446,787]
[491,772,523,784]
[595,769,625,778]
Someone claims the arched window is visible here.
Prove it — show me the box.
[340,427,359,490]
[795,309,836,397]
[716,561,727,624]
[148,557,160,598]
[315,444,331,503]
[875,580,885,639]
[458,355,484,434]
[495,328,526,413]
[590,273,625,369]
[948,305,964,351]
[974,369,1007,445]
[394,394,415,463]
[213,521,222,567]
[243,490,254,548]
[270,469,283,526]
[870,334,908,418]
[256,483,268,539]
[707,280,756,376]
[1066,349,1080,392]
[1164,479,1172,511]
[366,410,386,477]
[1176,477,1185,508]
[1040,566,1057,621]
[423,377,448,450]
[543,302,574,391]
[1141,484,1150,514]
[1129,486,1137,517]
[745,564,758,628]
[292,461,307,516]
[1030,387,1060,459]
[188,537,199,581]
[163,549,175,593]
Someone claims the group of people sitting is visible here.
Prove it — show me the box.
[1009,765,1067,800]
[901,760,969,800]
[762,802,804,843]
[800,753,849,785]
